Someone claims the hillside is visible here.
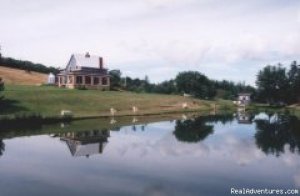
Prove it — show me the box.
[0,66,47,85]
[1,85,234,117]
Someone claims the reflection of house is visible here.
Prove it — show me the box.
[57,52,110,90]
[237,111,253,124]
[60,129,110,157]
[237,93,251,106]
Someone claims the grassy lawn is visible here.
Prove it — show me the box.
[0,66,47,85]
[1,85,234,117]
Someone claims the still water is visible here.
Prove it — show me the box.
[0,112,299,196]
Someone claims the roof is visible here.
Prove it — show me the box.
[61,138,107,157]
[238,93,251,96]
[71,67,108,75]
[69,53,103,69]
[57,69,109,76]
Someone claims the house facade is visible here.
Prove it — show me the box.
[237,93,251,105]
[57,53,110,90]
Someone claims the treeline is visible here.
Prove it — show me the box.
[109,70,255,100]
[0,56,59,74]
[110,61,299,104]
[0,77,3,100]
[256,61,300,104]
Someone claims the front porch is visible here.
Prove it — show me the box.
[58,75,110,90]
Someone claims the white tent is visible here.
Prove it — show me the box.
[47,73,55,84]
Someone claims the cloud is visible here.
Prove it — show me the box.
[1,0,300,84]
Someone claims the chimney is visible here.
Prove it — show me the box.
[99,57,103,69]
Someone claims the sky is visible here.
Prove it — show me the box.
[0,0,300,85]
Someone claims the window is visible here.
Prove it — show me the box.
[76,76,82,84]
[85,76,91,85]
[93,77,99,85]
[60,76,67,84]
[102,77,108,85]
[68,76,73,84]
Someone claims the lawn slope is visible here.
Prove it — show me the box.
[1,85,233,117]
[0,66,47,85]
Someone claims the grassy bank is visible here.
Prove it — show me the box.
[1,85,235,118]
[0,66,47,85]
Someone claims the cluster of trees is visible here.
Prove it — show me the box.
[110,61,299,104]
[109,70,253,100]
[0,77,3,101]
[0,56,59,74]
[213,80,256,100]
[256,61,300,104]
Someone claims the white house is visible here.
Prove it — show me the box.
[47,72,56,84]
[57,52,110,90]
[237,93,251,105]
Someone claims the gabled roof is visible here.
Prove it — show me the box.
[238,93,251,96]
[69,53,103,68]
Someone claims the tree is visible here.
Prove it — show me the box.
[153,80,177,94]
[256,62,300,104]
[175,71,216,99]
[256,64,289,104]
[109,69,122,89]
[287,61,300,103]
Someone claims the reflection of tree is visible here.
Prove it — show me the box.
[174,114,234,143]
[0,140,5,157]
[255,114,300,156]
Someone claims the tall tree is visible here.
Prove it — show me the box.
[109,69,122,89]
[256,64,289,103]
[175,71,216,99]
[287,61,300,103]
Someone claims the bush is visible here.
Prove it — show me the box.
[76,86,87,90]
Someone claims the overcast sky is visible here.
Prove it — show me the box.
[1,0,300,84]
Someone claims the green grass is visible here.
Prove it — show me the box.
[1,85,235,117]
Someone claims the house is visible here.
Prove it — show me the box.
[237,93,251,106]
[57,52,110,90]
[47,72,55,84]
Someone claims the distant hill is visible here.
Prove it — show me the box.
[0,66,47,85]
[0,56,59,74]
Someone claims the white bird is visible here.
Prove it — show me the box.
[132,106,138,113]
[110,118,117,124]
[110,108,116,116]
[182,102,188,109]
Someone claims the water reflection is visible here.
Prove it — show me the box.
[0,112,300,195]
[0,139,4,157]
[255,113,300,156]
[174,114,234,143]
[237,111,255,124]
[58,129,110,157]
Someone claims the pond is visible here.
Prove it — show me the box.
[0,111,299,196]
